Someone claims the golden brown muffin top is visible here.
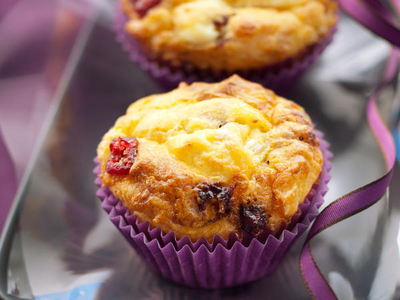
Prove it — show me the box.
[122,0,337,72]
[97,76,323,242]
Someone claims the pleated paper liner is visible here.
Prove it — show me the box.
[94,131,331,289]
[114,6,337,91]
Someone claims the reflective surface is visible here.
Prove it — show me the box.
[2,11,400,300]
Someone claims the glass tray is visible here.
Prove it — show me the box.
[1,9,400,300]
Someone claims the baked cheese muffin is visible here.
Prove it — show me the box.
[97,75,323,242]
[121,0,337,72]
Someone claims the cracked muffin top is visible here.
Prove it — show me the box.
[121,0,337,72]
[97,75,323,242]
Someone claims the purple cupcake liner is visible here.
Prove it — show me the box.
[114,6,337,91]
[94,130,332,289]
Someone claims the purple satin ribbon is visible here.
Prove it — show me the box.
[339,0,400,47]
[300,0,400,298]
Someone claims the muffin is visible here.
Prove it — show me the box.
[115,0,338,88]
[95,75,331,288]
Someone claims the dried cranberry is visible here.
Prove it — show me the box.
[241,205,268,235]
[106,137,138,175]
[196,182,234,215]
[131,0,161,18]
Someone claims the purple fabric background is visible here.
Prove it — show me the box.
[0,0,85,233]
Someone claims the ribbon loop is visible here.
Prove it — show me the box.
[300,0,400,295]
[338,0,400,47]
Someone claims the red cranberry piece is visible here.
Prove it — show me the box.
[131,0,161,18]
[241,205,268,235]
[106,137,138,175]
